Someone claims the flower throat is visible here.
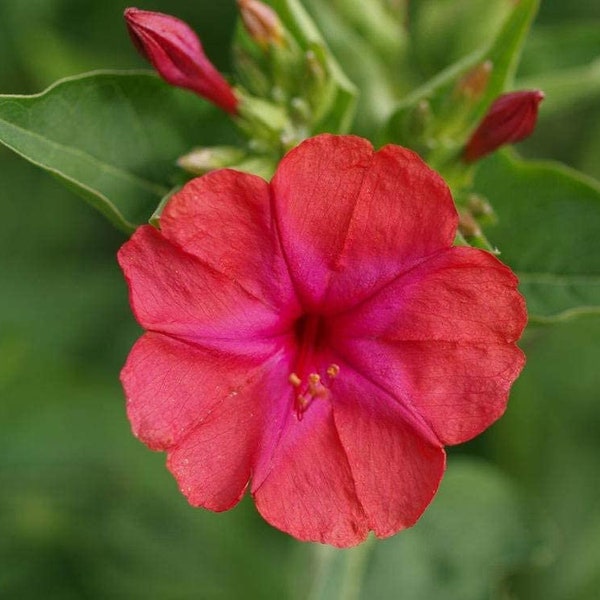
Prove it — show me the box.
[289,315,339,419]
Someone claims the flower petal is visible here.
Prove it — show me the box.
[339,338,524,445]
[271,134,457,312]
[160,169,299,316]
[118,225,283,347]
[336,247,526,344]
[332,247,527,444]
[166,356,291,512]
[166,395,258,512]
[252,399,370,547]
[121,331,281,451]
[332,367,446,538]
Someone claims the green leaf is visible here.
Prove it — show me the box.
[489,314,600,599]
[519,22,600,76]
[518,23,600,117]
[0,70,235,232]
[475,150,600,322]
[518,58,600,117]
[362,459,533,600]
[514,23,600,176]
[580,114,600,181]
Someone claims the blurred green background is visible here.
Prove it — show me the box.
[1,1,599,598]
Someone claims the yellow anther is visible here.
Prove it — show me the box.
[291,367,338,418]
[297,394,309,408]
[327,364,340,378]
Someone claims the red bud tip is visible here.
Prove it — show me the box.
[464,90,544,162]
[237,0,283,48]
[124,7,238,114]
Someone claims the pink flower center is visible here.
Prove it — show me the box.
[289,314,339,419]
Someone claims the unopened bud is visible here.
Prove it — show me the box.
[238,0,283,49]
[124,7,238,114]
[457,61,493,101]
[467,194,495,221]
[458,209,482,239]
[237,94,290,142]
[177,146,246,175]
[229,156,277,180]
[464,90,544,162]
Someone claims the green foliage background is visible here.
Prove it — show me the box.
[0,1,598,598]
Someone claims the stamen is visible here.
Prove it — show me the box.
[307,373,328,399]
[297,394,309,408]
[326,364,340,379]
[290,370,334,419]
[289,316,339,419]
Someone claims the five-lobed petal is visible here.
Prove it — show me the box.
[119,134,527,547]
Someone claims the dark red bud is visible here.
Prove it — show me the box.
[124,7,238,114]
[464,90,544,162]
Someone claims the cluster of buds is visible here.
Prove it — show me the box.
[125,4,544,183]
[232,0,346,151]
[387,55,544,172]
[125,3,343,177]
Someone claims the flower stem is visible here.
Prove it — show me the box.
[308,536,376,600]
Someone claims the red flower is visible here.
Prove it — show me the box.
[118,135,526,547]
[464,90,544,162]
[124,7,238,114]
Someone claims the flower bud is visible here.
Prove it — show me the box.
[124,7,238,114]
[236,93,291,146]
[177,146,246,175]
[464,90,544,162]
[237,0,283,49]
[458,209,482,239]
[456,61,493,101]
[467,194,495,221]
